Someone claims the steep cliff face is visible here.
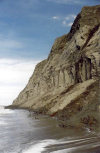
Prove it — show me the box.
[12,5,100,128]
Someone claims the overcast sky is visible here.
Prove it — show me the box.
[0,0,99,106]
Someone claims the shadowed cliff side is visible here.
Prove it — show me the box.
[10,5,100,129]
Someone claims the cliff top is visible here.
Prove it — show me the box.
[48,5,100,59]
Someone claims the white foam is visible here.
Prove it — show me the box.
[22,139,76,153]
[51,148,75,153]
[23,139,57,153]
[0,108,14,115]
[23,136,99,153]
[22,139,75,153]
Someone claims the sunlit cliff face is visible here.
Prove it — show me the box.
[0,59,39,106]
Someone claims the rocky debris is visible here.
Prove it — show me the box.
[81,116,97,126]
[11,5,100,129]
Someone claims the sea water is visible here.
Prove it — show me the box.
[0,106,100,153]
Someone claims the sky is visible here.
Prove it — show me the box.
[0,0,100,106]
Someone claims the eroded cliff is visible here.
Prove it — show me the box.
[12,5,100,128]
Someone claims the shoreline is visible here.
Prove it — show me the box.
[5,105,99,132]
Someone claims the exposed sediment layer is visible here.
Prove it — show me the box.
[11,5,100,128]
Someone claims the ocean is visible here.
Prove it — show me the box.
[0,106,100,153]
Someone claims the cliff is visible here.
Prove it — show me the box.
[11,5,100,128]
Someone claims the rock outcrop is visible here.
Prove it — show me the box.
[11,5,100,128]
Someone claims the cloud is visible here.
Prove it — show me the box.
[67,22,73,27]
[47,0,83,4]
[65,14,76,20]
[51,14,76,27]
[52,16,59,20]
[62,14,76,27]
[0,58,40,106]
[51,14,76,24]
[62,21,73,27]
[62,20,66,26]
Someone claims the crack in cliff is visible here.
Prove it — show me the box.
[82,24,100,50]
[67,13,81,41]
